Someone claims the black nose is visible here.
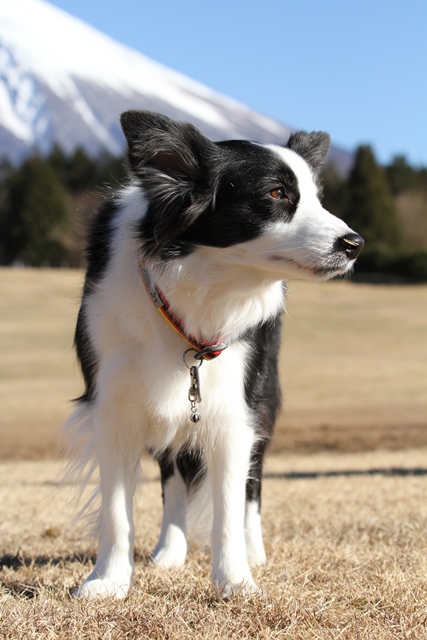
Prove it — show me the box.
[339,233,365,259]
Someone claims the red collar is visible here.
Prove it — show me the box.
[138,254,227,360]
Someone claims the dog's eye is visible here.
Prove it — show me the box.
[269,187,287,200]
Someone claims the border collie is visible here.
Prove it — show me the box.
[64,110,364,599]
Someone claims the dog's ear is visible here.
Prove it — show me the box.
[286,131,330,176]
[120,110,214,178]
[120,110,215,249]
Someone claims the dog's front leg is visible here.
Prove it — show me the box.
[75,406,139,600]
[208,422,258,597]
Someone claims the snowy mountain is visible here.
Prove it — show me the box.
[0,0,352,171]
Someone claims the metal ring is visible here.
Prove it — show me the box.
[183,348,203,369]
[193,344,227,360]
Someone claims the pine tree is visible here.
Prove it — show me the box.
[386,155,418,196]
[2,155,69,265]
[343,145,403,248]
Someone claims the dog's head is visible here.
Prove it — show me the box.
[121,110,364,280]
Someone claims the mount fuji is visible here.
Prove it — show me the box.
[0,0,352,171]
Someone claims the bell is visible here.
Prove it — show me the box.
[190,412,201,423]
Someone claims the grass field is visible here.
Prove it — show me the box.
[1,453,427,639]
[1,268,427,638]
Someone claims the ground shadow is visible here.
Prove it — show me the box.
[0,551,97,571]
[0,550,151,599]
[265,467,427,480]
[0,548,151,572]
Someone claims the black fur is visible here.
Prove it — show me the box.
[74,198,121,402]
[243,314,283,505]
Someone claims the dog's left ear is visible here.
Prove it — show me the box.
[286,131,330,176]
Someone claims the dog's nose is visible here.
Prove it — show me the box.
[338,233,365,259]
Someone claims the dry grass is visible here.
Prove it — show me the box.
[1,268,427,458]
[0,268,83,459]
[1,452,427,639]
[277,279,427,453]
[396,191,427,249]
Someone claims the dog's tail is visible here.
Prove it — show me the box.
[59,401,101,537]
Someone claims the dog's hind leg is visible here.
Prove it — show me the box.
[151,450,188,568]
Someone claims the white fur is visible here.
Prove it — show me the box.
[64,144,357,599]
[151,464,188,568]
[245,499,267,566]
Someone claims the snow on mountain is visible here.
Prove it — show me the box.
[0,0,352,171]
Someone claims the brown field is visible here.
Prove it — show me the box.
[1,268,427,638]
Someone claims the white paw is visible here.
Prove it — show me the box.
[151,527,187,568]
[214,575,260,599]
[73,577,131,600]
[150,544,187,568]
[211,561,258,598]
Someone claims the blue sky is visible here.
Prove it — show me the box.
[49,0,427,167]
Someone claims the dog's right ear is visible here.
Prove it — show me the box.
[120,110,213,182]
[120,110,215,250]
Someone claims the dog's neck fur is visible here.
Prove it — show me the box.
[145,252,285,344]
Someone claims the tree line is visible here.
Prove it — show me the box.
[1,143,427,280]
[0,146,126,268]
[323,147,427,281]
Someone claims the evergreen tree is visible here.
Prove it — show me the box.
[48,145,126,194]
[2,155,69,265]
[343,145,403,248]
[385,155,417,196]
[48,145,97,192]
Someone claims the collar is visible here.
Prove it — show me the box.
[138,253,227,360]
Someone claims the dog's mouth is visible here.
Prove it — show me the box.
[269,253,356,280]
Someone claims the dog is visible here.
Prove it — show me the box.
[64,110,364,599]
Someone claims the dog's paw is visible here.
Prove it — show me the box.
[211,565,259,598]
[150,545,187,568]
[214,576,260,599]
[151,527,188,568]
[73,577,131,600]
